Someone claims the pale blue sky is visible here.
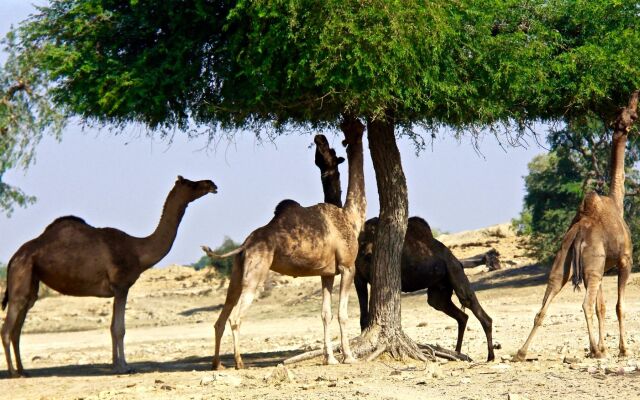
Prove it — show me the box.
[0,1,545,266]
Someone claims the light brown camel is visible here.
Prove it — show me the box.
[201,118,366,369]
[516,91,639,361]
[1,176,217,377]
[314,135,494,361]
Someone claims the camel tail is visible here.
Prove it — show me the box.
[570,230,585,291]
[2,256,11,311]
[201,245,245,259]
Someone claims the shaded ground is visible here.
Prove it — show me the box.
[3,225,640,400]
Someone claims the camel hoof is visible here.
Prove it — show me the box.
[112,365,135,375]
[514,349,527,362]
[342,356,357,364]
[324,356,339,365]
[235,361,245,370]
[212,362,225,371]
[8,371,28,379]
[590,351,606,359]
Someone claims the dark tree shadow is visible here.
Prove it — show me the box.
[0,349,301,379]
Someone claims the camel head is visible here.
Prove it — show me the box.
[174,175,218,201]
[314,134,345,173]
[340,117,365,147]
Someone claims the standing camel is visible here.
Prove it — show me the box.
[2,176,217,377]
[516,91,639,361]
[313,135,493,361]
[201,117,366,369]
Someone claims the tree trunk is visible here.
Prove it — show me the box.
[347,113,430,361]
[366,114,406,332]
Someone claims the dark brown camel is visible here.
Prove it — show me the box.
[2,176,217,378]
[516,91,639,361]
[201,118,366,370]
[313,134,494,362]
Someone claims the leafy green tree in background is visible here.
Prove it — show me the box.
[0,31,66,215]
[515,118,640,263]
[191,237,239,275]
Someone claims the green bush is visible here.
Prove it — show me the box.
[191,237,240,276]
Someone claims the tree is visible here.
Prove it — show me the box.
[191,236,239,275]
[13,0,640,362]
[515,118,640,263]
[0,30,66,215]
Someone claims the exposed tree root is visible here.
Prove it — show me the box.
[283,326,471,365]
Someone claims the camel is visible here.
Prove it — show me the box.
[201,118,366,370]
[313,133,494,361]
[516,91,639,361]
[1,176,217,377]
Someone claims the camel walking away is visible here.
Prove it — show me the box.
[314,134,494,361]
[1,176,217,378]
[516,91,639,361]
[201,117,366,370]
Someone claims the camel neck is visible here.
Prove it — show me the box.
[608,132,627,211]
[137,187,187,268]
[343,139,366,231]
[321,170,343,207]
[608,91,639,212]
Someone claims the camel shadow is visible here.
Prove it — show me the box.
[0,349,300,379]
[470,263,549,292]
[179,304,223,316]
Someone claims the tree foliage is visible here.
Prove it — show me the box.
[191,236,239,275]
[0,30,66,216]
[515,117,640,263]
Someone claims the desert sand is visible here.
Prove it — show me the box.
[3,224,640,399]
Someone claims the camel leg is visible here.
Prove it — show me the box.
[516,278,566,361]
[427,288,469,354]
[617,257,631,357]
[2,300,27,378]
[12,278,38,376]
[595,282,607,355]
[228,281,260,370]
[582,277,605,358]
[338,267,356,364]
[212,256,244,370]
[354,274,369,331]
[321,275,339,365]
[110,290,132,374]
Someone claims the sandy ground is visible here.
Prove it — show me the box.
[3,224,640,400]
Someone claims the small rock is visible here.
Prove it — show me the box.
[31,356,43,362]
[160,385,174,391]
[501,355,512,362]
[200,375,216,386]
[563,356,582,364]
[417,322,428,328]
[493,342,502,350]
[214,372,243,387]
[264,364,295,384]
[154,379,164,384]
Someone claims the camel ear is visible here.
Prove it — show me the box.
[177,175,184,182]
[337,157,345,165]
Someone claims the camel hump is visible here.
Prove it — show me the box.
[408,216,434,241]
[48,215,87,227]
[274,199,301,216]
